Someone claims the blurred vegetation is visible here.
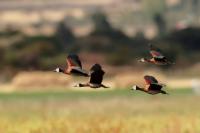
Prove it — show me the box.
[153,13,167,37]
[55,20,75,51]
[0,89,199,133]
[1,11,200,79]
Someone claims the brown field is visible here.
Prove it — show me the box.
[2,70,195,92]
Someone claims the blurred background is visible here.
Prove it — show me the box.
[0,0,200,133]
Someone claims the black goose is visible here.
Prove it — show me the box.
[74,64,109,88]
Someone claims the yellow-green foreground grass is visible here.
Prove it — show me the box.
[0,89,199,133]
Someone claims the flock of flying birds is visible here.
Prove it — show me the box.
[53,44,174,95]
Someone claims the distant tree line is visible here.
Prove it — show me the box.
[1,11,200,79]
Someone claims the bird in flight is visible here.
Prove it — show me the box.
[53,54,89,77]
[131,75,168,95]
[74,64,109,88]
[138,44,175,65]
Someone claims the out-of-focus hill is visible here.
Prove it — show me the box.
[1,0,199,37]
[0,0,200,84]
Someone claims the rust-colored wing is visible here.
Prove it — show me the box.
[144,75,158,85]
[150,50,165,58]
[66,54,82,69]
[149,44,165,58]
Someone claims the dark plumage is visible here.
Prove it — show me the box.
[90,64,105,84]
[74,64,109,88]
[131,75,168,95]
[138,44,174,65]
[53,54,89,77]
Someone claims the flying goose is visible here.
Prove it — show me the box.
[131,75,168,95]
[74,64,109,88]
[139,44,174,65]
[54,54,89,77]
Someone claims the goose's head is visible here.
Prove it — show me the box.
[138,58,146,63]
[53,67,63,73]
[74,83,87,87]
[131,85,137,91]
[74,84,81,87]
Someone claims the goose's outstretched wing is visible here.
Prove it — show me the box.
[144,75,158,85]
[89,64,105,84]
[150,50,165,59]
[149,44,165,59]
[66,54,82,68]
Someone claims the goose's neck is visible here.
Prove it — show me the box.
[59,68,64,73]
[61,68,70,74]
[79,83,89,87]
[145,58,154,63]
[60,68,69,74]
[136,86,147,92]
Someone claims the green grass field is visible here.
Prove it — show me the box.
[0,88,199,133]
[0,88,193,100]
